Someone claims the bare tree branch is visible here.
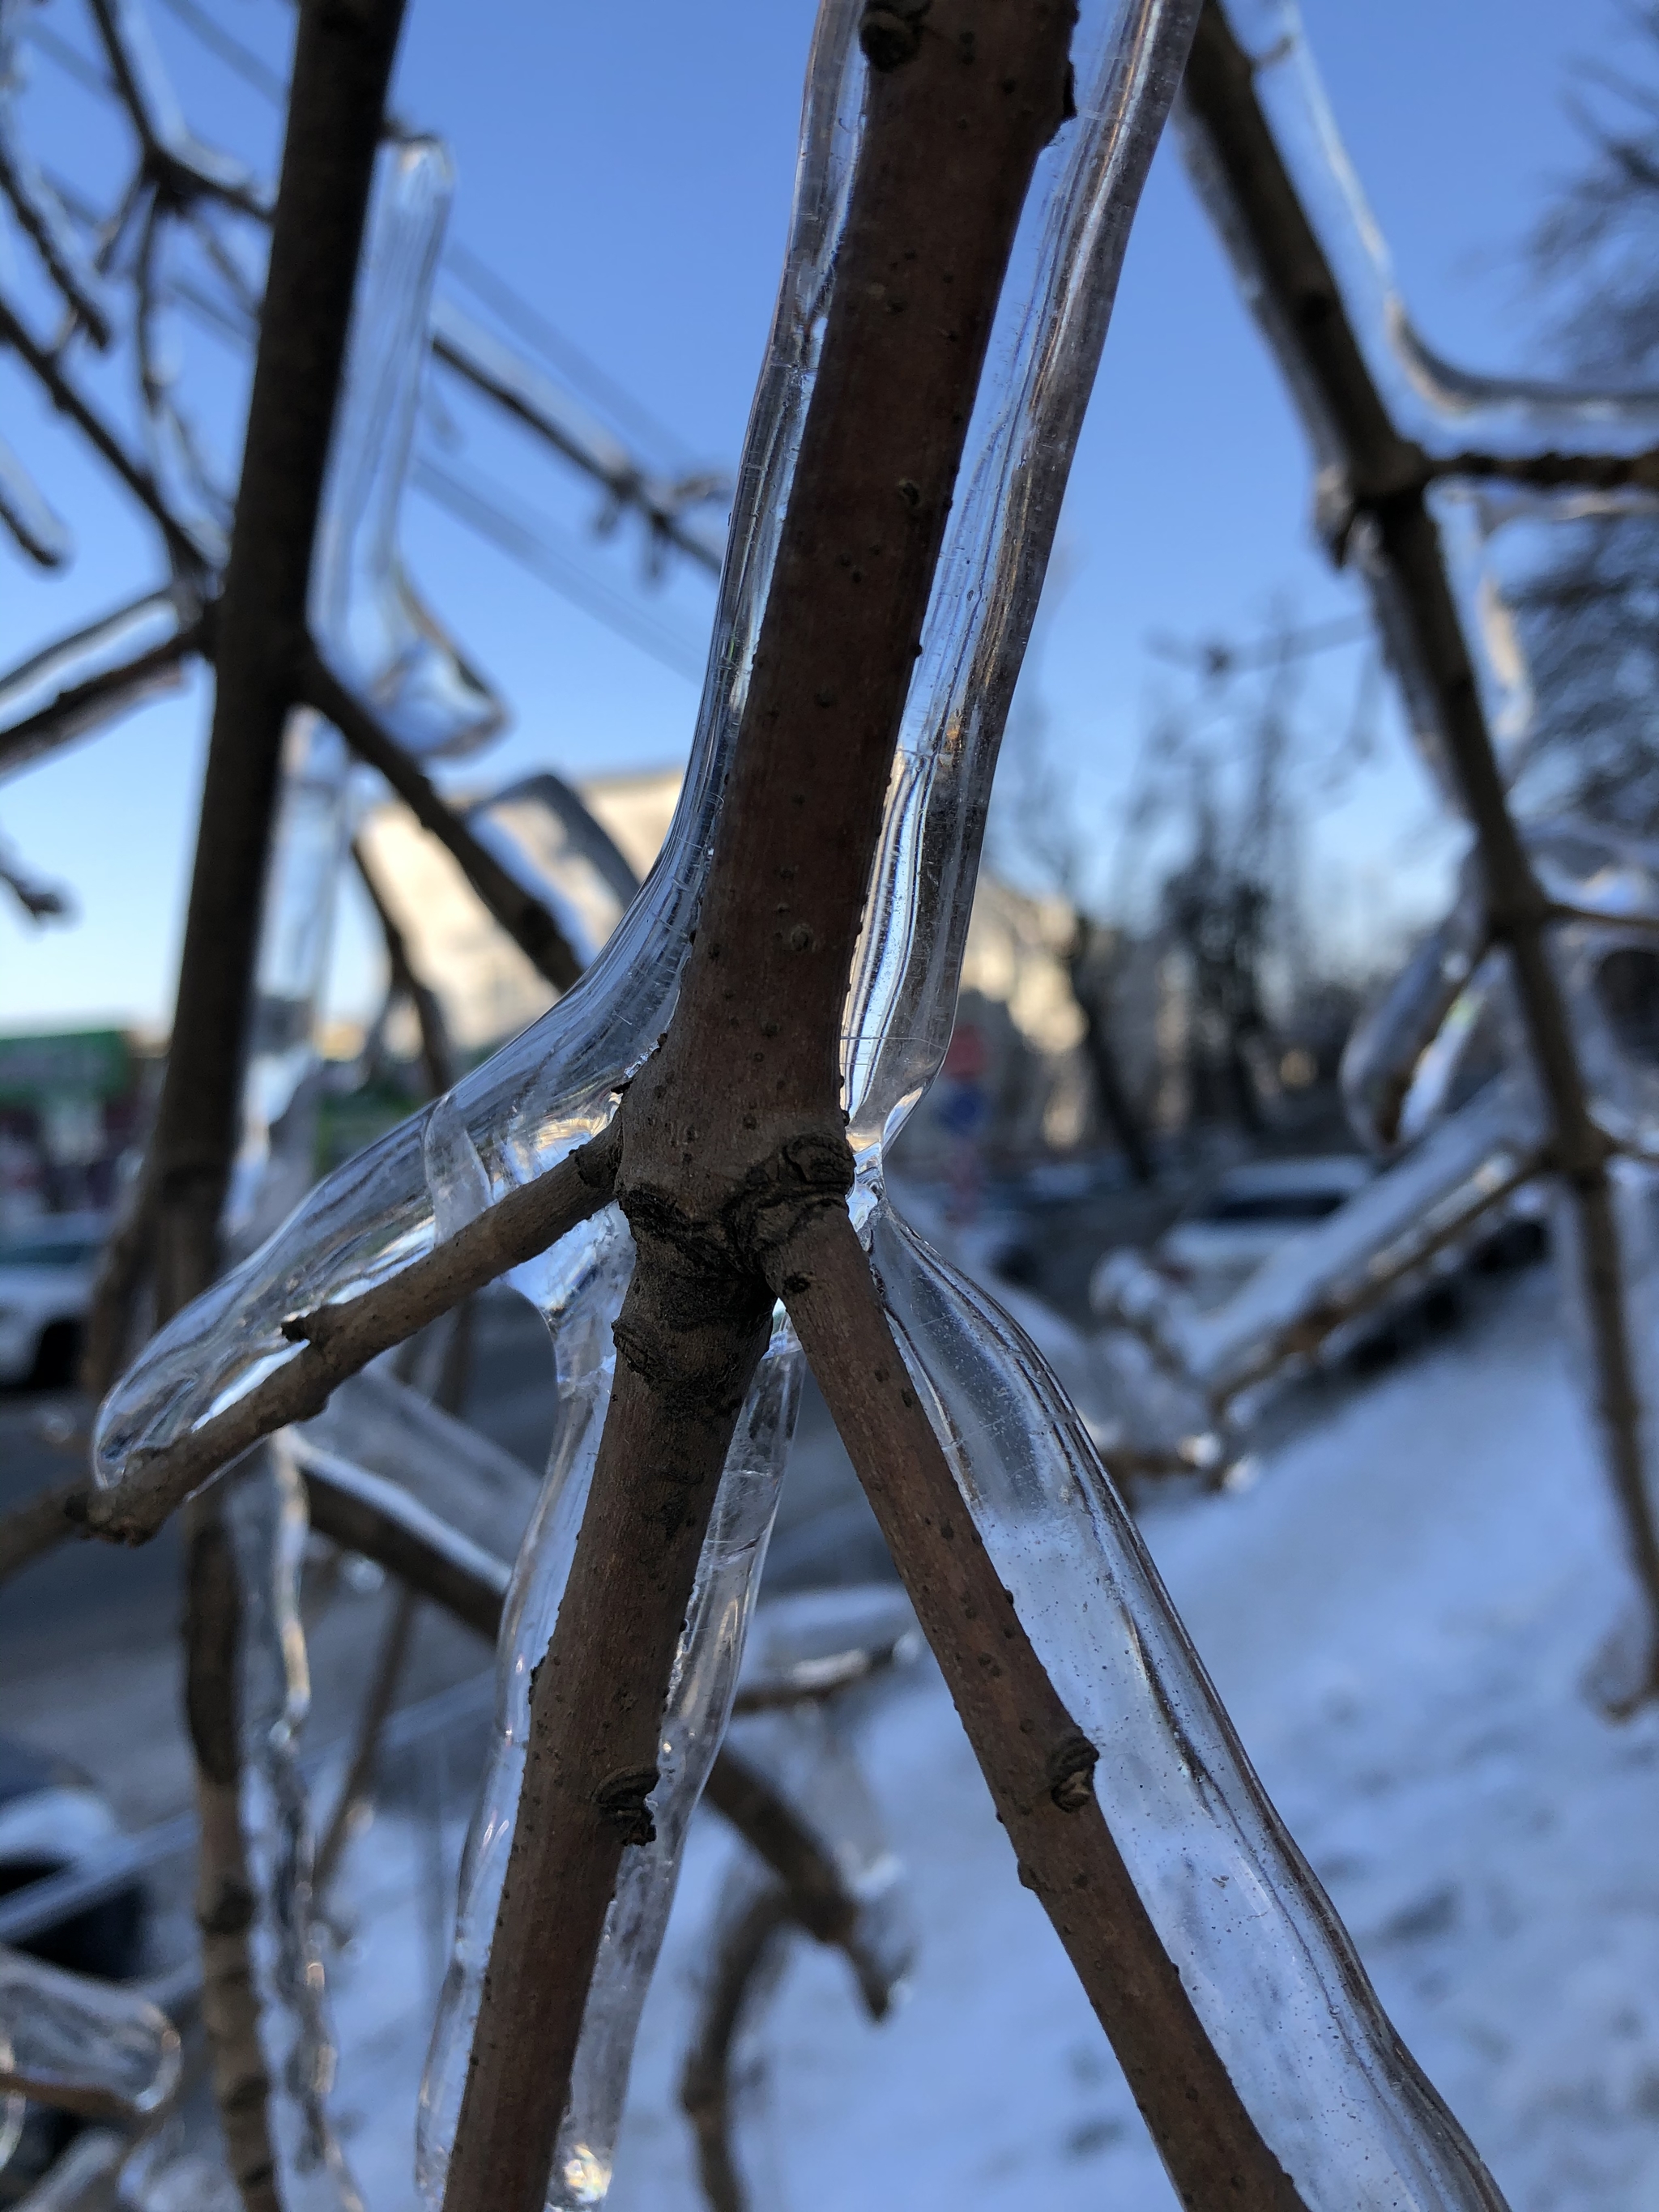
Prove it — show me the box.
[0,291,203,569]
[1181,0,1659,1689]
[302,650,583,991]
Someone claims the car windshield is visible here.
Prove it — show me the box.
[0,1240,102,1268]
[1196,1189,1350,1225]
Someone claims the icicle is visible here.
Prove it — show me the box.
[0,1947,179,2120]
[309,139,505,763]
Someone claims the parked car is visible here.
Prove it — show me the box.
[0,1213,108,1387]
[1148,1155,1375,1310]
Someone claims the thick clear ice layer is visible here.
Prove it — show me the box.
[0,1946,179,2119]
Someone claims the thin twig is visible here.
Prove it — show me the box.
[81,1128,620,1545]
[678,1882,790,2212]
[0,291,201,569]
[301,650,583,992]
[0,621,198,780]
[352,835,456,1097]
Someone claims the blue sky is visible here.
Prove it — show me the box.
[0,0,1615,1032]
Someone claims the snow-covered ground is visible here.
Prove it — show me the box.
[328,1260,1659,2210]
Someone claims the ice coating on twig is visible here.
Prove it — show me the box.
[92,0,868,1485]
[1341,870,1488,1153]
[89,0,264,214]
[0,428,70,569]
[0,0,113,343]
[0,586,198,780]
[309,139,505,763]
[1197,0,1659,468]
[465,773,642,972]
[1179,1,1659,804]
[685,1602,918,2210]
[0,1946,179,2120]
[1100,1073,1548,1415]
[871,1202,1506,2209]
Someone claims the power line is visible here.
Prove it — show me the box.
[411,454,706,682]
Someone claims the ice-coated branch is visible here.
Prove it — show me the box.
[302,650,583,991]
[0,291,203,569]
[1180,0,1659,1677]
[776,1207,1304,2208]
[429,300,724,578]
[678,1878,791,2212]
[0,602,202,780]
[84,1131,617,1545]
[0,428,71,565]
[0,1946,179,2120]
[352,834,456,1096]
[87,0,267,218]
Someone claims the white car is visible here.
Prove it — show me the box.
[0,1213,108,1387]
[1148,1156,1375,1311]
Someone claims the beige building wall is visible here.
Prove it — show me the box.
[360,765,1128,1156]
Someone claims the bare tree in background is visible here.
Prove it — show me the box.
[1520,6,1659,827]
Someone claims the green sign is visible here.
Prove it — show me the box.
[0,1029,131,1106]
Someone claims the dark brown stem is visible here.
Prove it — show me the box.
[302,651,583,993]
[0,1478,87,1585]
[182,1498,278,2212]
[83,1129,618,1545]
[121,2,412,2198]
[1180,0,1659,1676]
[776,1208,1303,2210]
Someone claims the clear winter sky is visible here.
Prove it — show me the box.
[0,0,1620,1034]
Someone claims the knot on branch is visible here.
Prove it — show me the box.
[722,1127,855,1273]
[861,0,930,70]
[1046,1733,1098,1813]
[595,1767,659,1847]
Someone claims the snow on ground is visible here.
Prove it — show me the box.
[330,1260,1659,2210]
